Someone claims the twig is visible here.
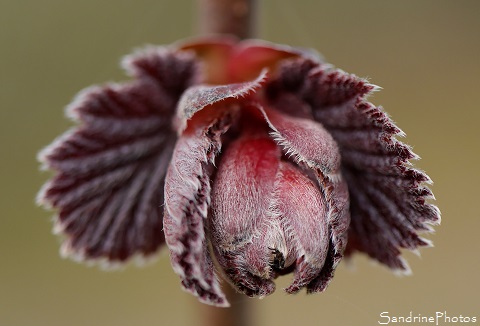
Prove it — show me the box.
[198,286,252,326]
[197,0,257,39]
[196,1,257,325]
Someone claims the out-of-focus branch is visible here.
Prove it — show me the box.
[197,0,257,39]
[195,1,257,324]
[198,285,251,326]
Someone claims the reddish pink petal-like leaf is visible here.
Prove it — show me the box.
[306,178,350,292]
[259,105,341,179]
[178,36,236,84]
[210,133,281,297]
[258,104,350,291]
[38,47,198,264]
[228,40,301,82]
[179,37,304,84]
[271,162,329,294]
[265,58,439,272]
[163,108,238,307]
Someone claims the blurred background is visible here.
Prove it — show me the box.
[1,1,479,325]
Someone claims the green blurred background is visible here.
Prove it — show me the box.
[1,1,479,325]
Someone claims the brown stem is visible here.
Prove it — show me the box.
[195,0,257,325]
[197,0,257,39]
[198,286,252,326]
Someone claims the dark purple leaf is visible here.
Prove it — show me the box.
[37,47,198,264]
[265,57,439,272]
[175,70,267,132]
[163,105,239,307]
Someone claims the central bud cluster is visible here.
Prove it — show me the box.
[162,37,352,305]
[208,108,336,296]
[210,134,332,296]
